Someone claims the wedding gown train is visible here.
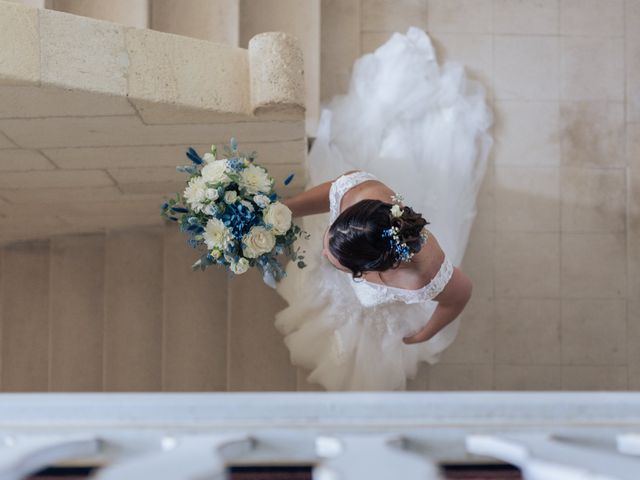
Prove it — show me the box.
[273,26,494,391]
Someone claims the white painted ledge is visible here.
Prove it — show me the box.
[0,392,638,480]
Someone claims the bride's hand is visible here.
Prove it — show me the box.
[402,328,427,345]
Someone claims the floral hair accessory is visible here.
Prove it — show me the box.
[381,225,414,262]
[381,191,414,262]
[389,192,404,218]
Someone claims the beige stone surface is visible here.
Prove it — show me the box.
[0,85,135,118]
[360,31,394,55]
[561,299,627,365]
[362,0,428,32]
[240,0,319,133]
[460,228,494,298]
[0,116,305,149]
[494,299,561,365]
[562,366,628,390]
[44,140,306,169]
[0,185,122,204]
[428,364,494,390]
[494,35,560,101]
[560,0,624,36]
[126,28,251,123]
[439,296,494,364]
[248,32,306,118]
[561,233,627,298]
[0,240,50,391]
[493,100,560,167]
[493,0,558,35]
[430,33,493,100]
[162,225,228,391]
[0,169,114,189]
[627,0,640,123]
[49,0,149,28]
[49,234,105,391]
[40,9,129,96]
[320,0,360,103]
[560,167,626,232]
[561,36,624,101]
[104,227,163,391]
[629,300,640,388]
[495,165,560,232]
[227,267,297,391]
[495,232,560,298]
[0,1,39,86]
[0,132,15,149]
[151,0,238,45]
[427,0,492,33]
[559,101,626,167]
[495,365,562,390]
[0,149,56,171]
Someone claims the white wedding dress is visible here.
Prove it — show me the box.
[273,26,494,391]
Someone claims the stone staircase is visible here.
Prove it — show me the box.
[0,224,327,392]
[0,0,315,246]
[0,0,328,392]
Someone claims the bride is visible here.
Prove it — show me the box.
[273,26,494,391]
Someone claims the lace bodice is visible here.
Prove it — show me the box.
[328,171,454,307]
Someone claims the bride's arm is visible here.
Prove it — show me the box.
[402,266,473,344]
[281,170,360,218]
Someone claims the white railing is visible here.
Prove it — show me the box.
[0,392,638,479]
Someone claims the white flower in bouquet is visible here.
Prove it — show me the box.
[239,199,254,211]
[201,159,230,184]
[204,204,217,216]
[183,176,208,212]
[253,194,271,208]
[239,164,272,195]
[205,187,219,200]
[263,201,292,235]
[203,217,233,250]
[202,152,220,164]
[230,257,250,275]
[242,225,276,258]
[224,190,238,203]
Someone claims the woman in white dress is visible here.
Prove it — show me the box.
[274,26,494,391]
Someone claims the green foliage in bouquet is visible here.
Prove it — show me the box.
[160,137,309,288]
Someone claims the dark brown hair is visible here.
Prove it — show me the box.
[327,199,429,279]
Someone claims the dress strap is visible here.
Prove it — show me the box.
[329,171,379,223]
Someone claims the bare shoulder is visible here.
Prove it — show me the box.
[432,265,473,306]
[338,170,395,210]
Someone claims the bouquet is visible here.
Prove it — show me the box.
[160,137,309,288]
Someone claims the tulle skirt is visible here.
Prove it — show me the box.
[273,26,494,391]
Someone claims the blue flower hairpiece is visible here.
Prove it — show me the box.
[381,192,415,263]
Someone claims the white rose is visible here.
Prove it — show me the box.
[201,159,230,185]
[202,152,216,164]
[238,164,272,195]
[240,199,254,211]
[224,190,238,203]
[230,257,250,275]
[390,204,403,217]
[253,194,271,209]
[204,204,217,216]
[183,176,207,210]
[203,217,233,250]
[205,188,219,200]
[242,225,276,258]
[263,201,292,235]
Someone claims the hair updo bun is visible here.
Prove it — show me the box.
[327,198,429,280]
